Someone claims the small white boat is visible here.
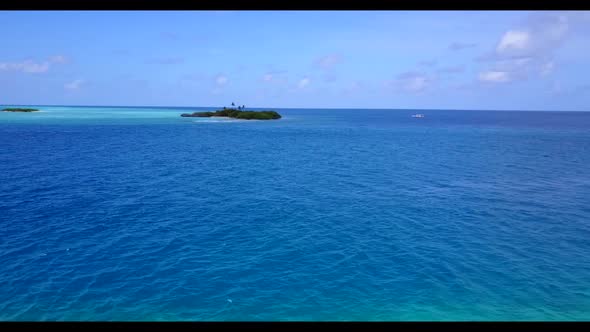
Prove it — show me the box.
[412,114,425,118]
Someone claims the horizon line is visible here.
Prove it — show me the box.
[1,103,589,113]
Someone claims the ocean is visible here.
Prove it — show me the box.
[1,106,589,321]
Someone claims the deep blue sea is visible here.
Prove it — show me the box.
[1,106,589,321]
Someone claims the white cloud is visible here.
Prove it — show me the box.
[0,60,50,74]
[405,76,429,91]
[298,77,310,89]
[215,75,228,86]
[496,30,532,54]
[343,81,363,94]
[49,55,68,64]
[478,71,510,83]
[540,61,555,76]
[475,12,578,85]
[493,57,532,72]
[477,57,532,84]
[513,57,533,67]
[64,79,84,91]
[0,55,69,74]
[493,13,571,60]
[389,72,431,93]
[262,70,288,85]
[538,14,570,43]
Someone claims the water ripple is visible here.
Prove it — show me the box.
[1,109,590,320]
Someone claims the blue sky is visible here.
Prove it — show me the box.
[1,11,589,110]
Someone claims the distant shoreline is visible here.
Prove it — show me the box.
[1,105,588,113]
[2,108,40,113]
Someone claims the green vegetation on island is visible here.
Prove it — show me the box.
[181,102,281,120]
[2,108,40,112]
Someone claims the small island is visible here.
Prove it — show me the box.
[181,102,281,120]
[2,108,40,112]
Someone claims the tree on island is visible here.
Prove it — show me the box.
[228,102,245,110]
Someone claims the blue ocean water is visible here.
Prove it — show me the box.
[1,105,589,321]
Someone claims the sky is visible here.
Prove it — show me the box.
[1,10,589,111]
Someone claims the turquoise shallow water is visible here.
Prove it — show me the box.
[1,106,590,321]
